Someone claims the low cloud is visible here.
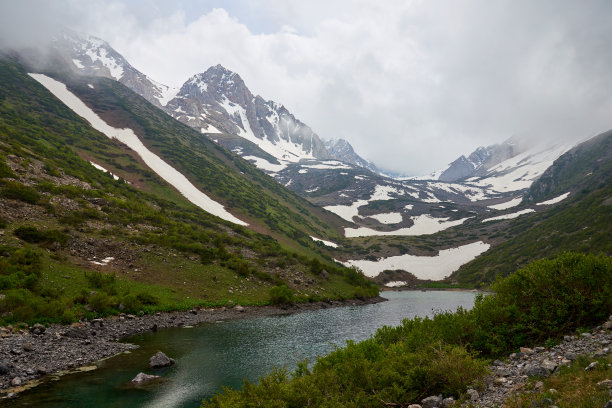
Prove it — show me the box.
[4,1,612,175]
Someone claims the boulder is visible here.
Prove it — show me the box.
[10,377,22,387]
[149,351,175,369]
[466,388,479,401]
[131,372,161,384]
[540,359,557,374]
[30,323,46,335]
[421,395,441,408]
[0,361,10,375]
[234,305,245,312]
[441,397,455,407]
[584,361,599,372]
[525,364,549,377]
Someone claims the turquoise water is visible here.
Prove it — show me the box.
[8,290,477,408]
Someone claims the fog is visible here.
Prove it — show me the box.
[3,1,612,175]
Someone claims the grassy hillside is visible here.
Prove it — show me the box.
[0,58,377,325]
[452,132,612,285]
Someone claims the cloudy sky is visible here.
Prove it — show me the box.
[3,1,612,175]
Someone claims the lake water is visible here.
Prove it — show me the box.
[8,290,477,408]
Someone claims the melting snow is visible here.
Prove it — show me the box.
[30,73,247,226]
[90,161,120,180]
[345,214,471,237]
[201,124,222,134]
[385,281,407,287]
[343,241,490,279]
[371,185,402,201]
[536,192,570,206]
[368,212,403,224]
[324,199,369,222]
[72,59,85,69]
[90,256,114,266]
[242,156,287,172]
[481,209,535,222]
[301,161,352,170]
[310,236,339,248]
[87,84,94,89]
[488,196,523,210]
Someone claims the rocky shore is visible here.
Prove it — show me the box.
[0,296,386,398]
[406,317,612,408]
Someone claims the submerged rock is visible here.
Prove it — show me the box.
[149,351,175,369]
[131,372,161,384]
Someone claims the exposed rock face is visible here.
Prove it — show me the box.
[166,65,331,163]
[149,351,175,369]
[324,138,378,172]
[438,138,521,182]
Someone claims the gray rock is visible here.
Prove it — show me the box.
[23,342,33,352]
[584,361,599,371]
[597,379,612,388]
[441,397,455,407]
[131,372,161,384]
[540,359,557,373]
[31,323,46,335]
[581,332,592,338]
[234,305,245,312]
[407,405,422,408]
[421,395,441,408]
[466,388,479,401]
[525,365,549,377]
[604,400,612,408]
[64,325,89,339]
[10,377,21,386]
[149,351,175,369]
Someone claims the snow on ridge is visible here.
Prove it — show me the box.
[343,241,490,279]
[488,196,523,210]
[72,58,84,69]
[30,73,248,226]
[310,236,339,248]
[242,155,287,173]
[481,209,535,223]
[82,41,124,80]
[536,192,570,206]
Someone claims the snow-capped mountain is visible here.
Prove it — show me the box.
[165,65,331,168]
[47,30,179,108]
[324,139,378,173]
[438,138,523,182]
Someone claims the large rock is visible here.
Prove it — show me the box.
[149,351,175,369]
[421,395,442,408]
[131,372,161,384]
[30,323,46,335]
[0,361,10,375]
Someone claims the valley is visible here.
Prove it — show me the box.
[0,23,610,407]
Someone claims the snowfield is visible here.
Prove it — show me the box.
[89,161,120,180]
[345,214,471,237]
[343,241,490,279]
[488,196,523,210]
[30,74,248,226]
[536,192,570,206]
[481,208,535,222]
[368,212,403,224]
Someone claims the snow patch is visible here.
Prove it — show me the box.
[368,212,403,224]
[345,214,471,237]
[31,73,247,226]
[90,256,114,266]
[310,236,339,248]
[343,241,490,279]
[482,209,535,222]
[488,196,523,210]
[385,281,407,287]
[89,161,120,181]
[536,192,570,206]
[72,58,85,69]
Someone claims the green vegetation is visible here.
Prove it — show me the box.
[203,253,611,407]
[0,58,378,325]
[506,355,612,408]
[269,285,294,305]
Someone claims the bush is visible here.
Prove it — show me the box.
[0,181,40,204]
[269,285,294,305]
[14,226,68,247]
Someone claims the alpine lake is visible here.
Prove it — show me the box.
[7,290,478,408]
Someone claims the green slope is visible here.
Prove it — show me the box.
[452,131,612,285]
[0,58,376,324]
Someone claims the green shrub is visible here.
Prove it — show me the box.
[0,158,15,179]
[269,285,294,305]
[14,226,68,247]
[88,291,114,312]
[85,271,117,295]
[0,181,40,204]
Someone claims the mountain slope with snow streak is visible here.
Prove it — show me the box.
[30,73,248,226]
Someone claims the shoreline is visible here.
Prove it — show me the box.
[0,296,386,398]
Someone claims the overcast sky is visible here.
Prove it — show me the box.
[3,1,612,175]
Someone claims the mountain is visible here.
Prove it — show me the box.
[451,130,612,284]
[438,138,524,182]
[324,138,378,173]
[0,57,378,325]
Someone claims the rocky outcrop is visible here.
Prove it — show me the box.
[149,352,174,369]
[131,372,161,384]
